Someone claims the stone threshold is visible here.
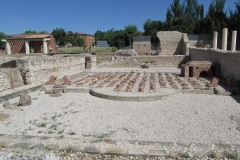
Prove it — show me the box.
[0,134,239,158]
[0,84,43,102]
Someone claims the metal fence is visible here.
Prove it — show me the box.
[133,36,151,42]
[96,41,109,47]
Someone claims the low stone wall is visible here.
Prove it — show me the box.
[101,55,190,67]
[190,47,240,80]
[17,55,88,84]
[0,54,97,89]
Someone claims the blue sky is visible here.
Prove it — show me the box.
[1,0,237,35]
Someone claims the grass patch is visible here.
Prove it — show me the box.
[68,132,76,135]
[47,130,54,134]
[51,114,62,121]
[208,152,217,159]
[50,124,58,130]
[58,129,64,134]
[37,122,47,128]
[82,131,115,139]
[225,153,238,160]
[58,47,117,53]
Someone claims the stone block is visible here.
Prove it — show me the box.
[104,147,125,155]
[46,144,59,150]
[18,94,31,106]
[148,150,166,156]
[0,142,8,148]
[126,149,146,156]
[53,88,62,94]
[45,90,54,94]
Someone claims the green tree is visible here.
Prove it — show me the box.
[123,25,140,47]
[207,0,226,15]
[52,28,67,47]
[0,32,6,48]
[102,28,116,46]
[112,30,125,49]
[143,19,163,46]
[23,30,37,34]
[94,30,105,41]
[166,8,173,22]
[229,0,240,38]
[194,16,216,34]
[184,0,204,20]
[38,30,48,34]
[166,0,184,22]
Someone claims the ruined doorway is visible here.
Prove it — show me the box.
[85,57,91,69]
[200,71,208,77]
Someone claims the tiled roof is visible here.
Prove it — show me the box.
[7,34,50,40]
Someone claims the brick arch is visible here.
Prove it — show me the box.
[193,66,212,77]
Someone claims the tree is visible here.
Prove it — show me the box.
[38,30,48,34]
[184,0,204,20]
[229,0,240,38]
[52,28,67,47]
[165,17,195,34]
[166,0,184,22]
[166,8,173,22]
[102,28,116,47]
[23,30,37,34]
[0,32,6,48]
[171,0,185,18]
[143,19,163,46]
[94,30,105,41]
[123,25,140,47]
[194,16,216,34]
[112,30,125,49]
[207,0,226,15]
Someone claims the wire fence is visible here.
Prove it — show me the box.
[133,36,151,42]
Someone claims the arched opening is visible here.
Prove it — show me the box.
[200,71,208,77]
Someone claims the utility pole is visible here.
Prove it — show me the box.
[81,23,82,33]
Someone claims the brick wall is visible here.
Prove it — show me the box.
[190,47,240,80]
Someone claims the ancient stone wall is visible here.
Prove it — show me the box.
[157,31,184,55]
[101,55,190,67]
[17,54,88,84]
[0,54,96,87]
[183,33,190,55]
[190,47,240,80]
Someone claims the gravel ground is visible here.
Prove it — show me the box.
[0,90,240,144]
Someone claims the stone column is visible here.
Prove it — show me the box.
[25,41,30,54]
[213,31,218,49]
[231,30,237,51]
[6,41,11,55]
[43,40,48,53]
[222,28,228,51]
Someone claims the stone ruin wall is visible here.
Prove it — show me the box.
[157,31,185,55]
[190,47,240,80]
[101,55,190,67]
[17,55,86,84]
[0,54,97,91]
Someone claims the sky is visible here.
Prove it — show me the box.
[0,0,238,35]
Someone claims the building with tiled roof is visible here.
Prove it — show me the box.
[2,34,58,54]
